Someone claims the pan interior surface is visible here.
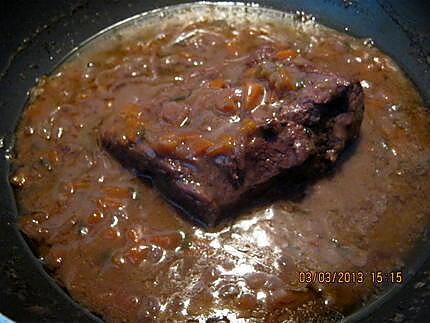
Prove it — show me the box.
[4,2,430,322]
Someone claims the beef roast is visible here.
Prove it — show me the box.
[101,51,364,227]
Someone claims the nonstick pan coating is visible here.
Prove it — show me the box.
[1,1,430,322]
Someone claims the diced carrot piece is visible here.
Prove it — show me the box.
[120,104,143,122]
[102,186,130,199]
[187,136,214,155]
[244,82,264,110]
[125,128,141,142]
[88,210,104,225]
[240,118,257,135]
[219,99,238,113]
[119,103,145,141]
[125,247,147,265]
[208,79,225,89]
[47,150,60,163]
[143,232,183,249]
[220,135,235,146]
[172,133,214,156]
[178,132,200,141]
[104,227,121,240]
[179,51,192,59]
[125,118,145,141]
[275,49,297,60]
[154,134,178,154]
[126,228,140,242]
[96,198,124,210]
[65,179,91,194]
[206,135,235,156]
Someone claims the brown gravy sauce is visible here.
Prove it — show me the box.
[11,4,430,322]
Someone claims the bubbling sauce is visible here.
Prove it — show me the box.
[10,4,430,322]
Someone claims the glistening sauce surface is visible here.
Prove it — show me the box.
[11,4,430,322]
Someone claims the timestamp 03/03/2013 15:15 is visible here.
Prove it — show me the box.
[298,271,404,285]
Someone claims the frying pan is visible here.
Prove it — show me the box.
[1,0,430,322]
